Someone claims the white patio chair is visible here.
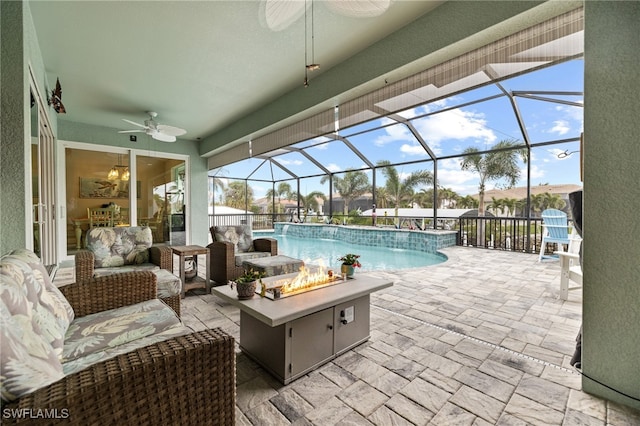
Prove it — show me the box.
[556,229,582,300]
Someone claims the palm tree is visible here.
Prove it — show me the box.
[299,191,326,215]
[460,139,528,216]
[320,170,370,216]
[503,197,519,217]
[414,188,434,208]
[461,139,527,246]
[458,195,479,209]
[277,182,293,203]
[224,180,254,210]
[488,197,506,216]
[374,186,392,208]
[378,160,434,221]
[437,187,459,209]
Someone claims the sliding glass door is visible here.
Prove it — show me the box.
[61,143,186,255]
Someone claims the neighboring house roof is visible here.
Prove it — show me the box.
[210,205,253,214]
[361,208,478,218]
[472,184,583,200]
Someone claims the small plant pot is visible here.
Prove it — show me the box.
[341,264,355,278]
[236,281,257,300]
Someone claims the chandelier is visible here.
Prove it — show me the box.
[107,154,130,181]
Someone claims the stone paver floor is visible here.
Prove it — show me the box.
[56,246,640,425]
[181,247,640,425]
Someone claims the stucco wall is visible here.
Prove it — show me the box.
[583,1,640,410]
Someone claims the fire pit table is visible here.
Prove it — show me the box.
[211,272,392,384]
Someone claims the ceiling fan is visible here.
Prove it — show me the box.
[118,111,186,142]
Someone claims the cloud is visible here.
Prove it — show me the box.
[279,158,303,166]
[550,120,570,135]
[400,143,428,156]
[326,163,341,173]
[374,108,497,156]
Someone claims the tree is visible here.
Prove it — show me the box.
[437,187,459,209]
[460,139,527,216]
[378,160,433,219]
[414,188,434,208]
[457,195,479,209]
[298,191,326,214]
[320,170,370,216]
[224,180,254,210]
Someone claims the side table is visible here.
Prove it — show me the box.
[172,245,210,298]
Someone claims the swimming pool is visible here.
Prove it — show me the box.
[254,232,448,271]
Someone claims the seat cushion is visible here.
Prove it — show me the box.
[242,255,304,277]
[213,225,254,253]
[62,299,181,363]
[92,263,160,278]
[234,251,269,267]
[153,269,181,299]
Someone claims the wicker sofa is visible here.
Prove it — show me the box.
[207,225,277,284]
[75,226,181,315]
[0,248,235,425]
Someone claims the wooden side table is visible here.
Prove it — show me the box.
[172,245,210,298]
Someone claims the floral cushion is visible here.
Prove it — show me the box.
[62,325,190,376]
[0,260,65,402]
[1,253,73,359]
[213,225,254,253]
[86,227,153,268]
[9,249,74,339]
[62,299,181,363]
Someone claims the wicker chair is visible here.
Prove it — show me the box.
[207,225,277,285]
[75,226,178,315]
[2,272,236,425]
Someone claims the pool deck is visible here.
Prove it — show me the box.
[54,247,640,424]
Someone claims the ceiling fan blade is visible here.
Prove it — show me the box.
[122,118,147,129]
[157,124,187,137]
[118,130,145,134]
[152,131,176,143]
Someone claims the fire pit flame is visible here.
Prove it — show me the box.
[261,260,345,300]
[280,261,337,294]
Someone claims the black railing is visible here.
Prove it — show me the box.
[207,213,572,255]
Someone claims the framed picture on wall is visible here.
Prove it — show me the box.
[79,178,140,199]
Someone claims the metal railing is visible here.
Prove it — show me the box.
[207,213,572,255]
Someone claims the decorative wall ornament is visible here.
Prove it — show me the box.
[47,78,66,114]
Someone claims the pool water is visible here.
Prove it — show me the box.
[255,233,447,271]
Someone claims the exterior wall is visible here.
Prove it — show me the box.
[0,1,56,255]
[583,1,640,409]
[273,223,456,254]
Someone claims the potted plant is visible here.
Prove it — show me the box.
[229,268,265,299]
[338,253,361,278]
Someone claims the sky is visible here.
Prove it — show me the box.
[214,59,584,201]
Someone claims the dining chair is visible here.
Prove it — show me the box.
[88,207,115,228]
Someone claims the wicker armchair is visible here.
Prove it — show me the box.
[2,272,236,425]
[207,225,277,284]
[75,226,178,314]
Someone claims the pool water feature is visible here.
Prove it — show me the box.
[255,224,452,271]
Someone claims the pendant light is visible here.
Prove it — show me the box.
[304,0,320,87]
